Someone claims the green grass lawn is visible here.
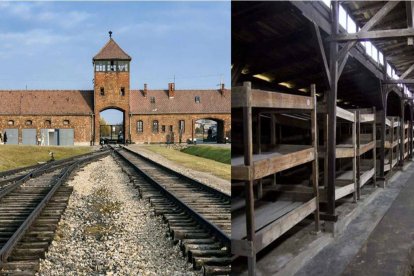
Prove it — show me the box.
[180,145,230,164]
[0,145,92,172]
[142,145,230,181]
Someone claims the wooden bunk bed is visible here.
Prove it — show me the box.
[231,82,320,274]
[318,104,357,203]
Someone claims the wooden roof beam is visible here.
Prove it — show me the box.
[312,21,331,87]
[330,28,414,42]
[337,1,400,76]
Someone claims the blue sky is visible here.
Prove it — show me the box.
[0,1,230,123]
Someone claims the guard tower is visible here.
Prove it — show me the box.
[93,31,132,144]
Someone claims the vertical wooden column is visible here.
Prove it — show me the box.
[356,111,361,200]
[390,117,394,172]
[311,84,320,232]
[379,89,387,181]
[372,107,377,186]
[327,0,339,218]
[256,113,262,199]
[352,111,357,202]
[270,114,277,186]
[400,100,405,165]
[242,82,255,276]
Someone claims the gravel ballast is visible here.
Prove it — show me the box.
[37,156,198,276]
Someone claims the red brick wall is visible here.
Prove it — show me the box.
[130,113,231,143]
[94,71,130,143]
[0,115,93,145]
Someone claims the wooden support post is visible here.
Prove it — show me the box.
[311,84,320,233]
[400,100,405,165]
[379,88,387,180]
[256,113,262,155]
[373,107,377,186]
[270,114,277,186]
[353,111,357,202]
[356,110,361,200]
[390,117,394,173]
[327,1,339,218]
[242,82,255,276]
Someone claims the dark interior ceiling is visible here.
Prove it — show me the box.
[232,1,413,112]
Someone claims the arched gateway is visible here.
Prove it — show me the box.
[0,33,230,145]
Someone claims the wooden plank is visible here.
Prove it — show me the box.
[359,141,375,155]
[231,239,254,257]
[273,114,310,129]
[359,113,375,123]
[335,182,356,200]
[313,21,331,87]
[360,168,375,188]
[330,28,414,42]
[253,198,317,253]
[336,146,356,158]
[250,90,313,109]
[337,106,355,122]
[231,200,302,241]
[232,146,314,180]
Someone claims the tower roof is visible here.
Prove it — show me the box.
[93,38,131,61]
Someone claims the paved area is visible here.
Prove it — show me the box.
[343,167,414,275]
[295,163,414,276]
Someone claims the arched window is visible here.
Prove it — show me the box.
[63,120,70,125]
[137,120,143,133]
[45,120,51,126]
[25,120,32,126]
[152,120,159,133]
[7,120,14,126]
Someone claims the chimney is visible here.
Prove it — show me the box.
[168,82,175,98]
[143,83,148,97]
[220,83,225,94]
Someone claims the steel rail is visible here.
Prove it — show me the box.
[113,147,231,248]
[0,149,110,267]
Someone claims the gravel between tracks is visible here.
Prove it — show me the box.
[37,156,199,276]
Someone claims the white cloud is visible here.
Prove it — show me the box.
[0,2,93,29]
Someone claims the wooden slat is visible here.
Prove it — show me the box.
[359,113,375,123]
[358,141,375,155]
[232,146,315,180]
[360,168,375,188]
[250,90,314,109]
[253,198,317,253]
[337,106,355,122]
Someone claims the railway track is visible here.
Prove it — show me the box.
[113,146,231,275]
[0,149,109,275]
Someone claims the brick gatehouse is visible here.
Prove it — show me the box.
[0,35,230,146]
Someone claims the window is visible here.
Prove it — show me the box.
[45,120,51,126]
[63,120,70,125]
[379,52,384,66]
[161,125,166,133]
[387,63,392,77]
[8,120,14,126]
[179,120,185,132]
[25,120,32,126]
[169,125,173,132]
[347,15,356,33]
[100,87,104,96]
[150,97,156,103]
[339,5,347,29]
[110,60,115,71]
[365,41,372,57]
[195,96,201,103]
[321,0,331,8]
[120,87,125,96]
[152,120,159,133]
[372,46,378,62]
[137,120,143,133]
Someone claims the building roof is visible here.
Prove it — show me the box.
[0,89,230,116]
[0,90,94,115]
[93,38,131,61]
[130,89,231,114]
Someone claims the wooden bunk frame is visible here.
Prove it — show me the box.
[231,82,320,275]
[403,121,409,159]
[318,103,357,203]
[377,116,400,174]
[354,108,376,199]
